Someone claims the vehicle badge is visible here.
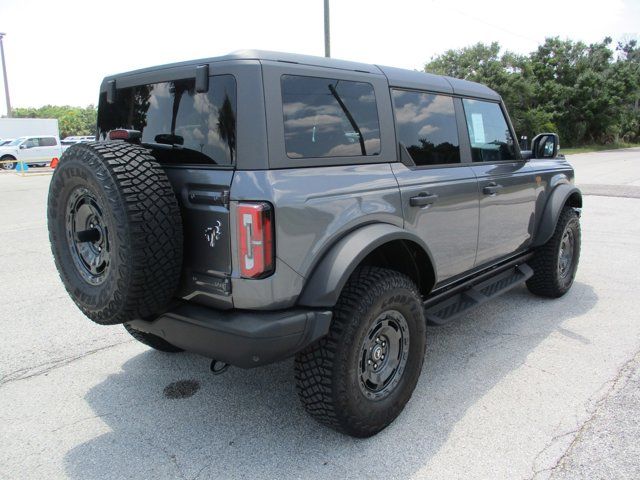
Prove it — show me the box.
[204,220,222,248]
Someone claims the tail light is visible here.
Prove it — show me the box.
[237,202,274,278]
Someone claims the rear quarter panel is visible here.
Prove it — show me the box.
[230,164,403,309]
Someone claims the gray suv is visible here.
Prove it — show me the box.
[47,50,582,437]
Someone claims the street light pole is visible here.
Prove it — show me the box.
[324,0,330,58]
[0,33,12,117]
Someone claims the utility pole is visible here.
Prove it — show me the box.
[0,33,11,117]
[324,0,330,58]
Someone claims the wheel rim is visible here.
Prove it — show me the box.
[558,227,575,279]
[358,309,410,400]
[65,187,111,285]
[2,160,15,170]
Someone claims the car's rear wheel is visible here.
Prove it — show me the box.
[48,142,183,325]
[527,206,581,297]
[295,266,426,437]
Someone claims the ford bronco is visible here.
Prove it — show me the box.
[47,50,582,437]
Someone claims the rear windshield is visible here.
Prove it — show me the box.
[97,75,237,166]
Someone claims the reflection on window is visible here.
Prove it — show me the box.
[462,99,516,162]
[281,75,381,159]
[392,90,460,166]
[97,75,237,166]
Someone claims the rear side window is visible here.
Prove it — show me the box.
[392,90,460,166]
[281,75,381,159]
[97,75,237,166]
[462,99,516,162]
[39,137,57,146]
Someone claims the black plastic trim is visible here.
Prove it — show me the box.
[127,304,332,368]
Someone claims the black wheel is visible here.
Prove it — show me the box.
[124,324,183,353]
[527,206,581,297]
[295,266,426,437]
[47,142,183,325]
[1,155,16,170]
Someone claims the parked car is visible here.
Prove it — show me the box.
[0,135,62,169]
[0,138,13,146]
[47,50,581,437]
[61,136,97,152]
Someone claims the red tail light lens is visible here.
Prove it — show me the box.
[108,129,130,140]
[237,202,274,278]
[108,129,141,141]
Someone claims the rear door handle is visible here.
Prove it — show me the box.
[410,193,439,207]
[482,183,503,195]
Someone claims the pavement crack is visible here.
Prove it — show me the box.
[0,340,133,386]
[50,412,115,433]
[526,348,640,479]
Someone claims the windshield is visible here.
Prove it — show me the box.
[7,138,25,146]
[97,75,237,166]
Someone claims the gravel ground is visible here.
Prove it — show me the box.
[0,149,639,479]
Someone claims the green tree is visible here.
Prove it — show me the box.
[425,37,640,146]
[10,105,97,138]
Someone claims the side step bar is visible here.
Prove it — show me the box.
[424,263,533,325]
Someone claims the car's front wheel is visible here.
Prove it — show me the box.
[1,156,16,170]
[295,266,426,437]
[527,206,581,297]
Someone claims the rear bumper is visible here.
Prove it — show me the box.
[127,303,332,368]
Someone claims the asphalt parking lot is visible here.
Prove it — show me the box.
[1,149,639,479]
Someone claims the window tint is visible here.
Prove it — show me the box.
[97,75,237,166]
[462,99,516,162]
[25,138,39,148]
[392,90,460,166]
[39,137,57,146]
[281,75,380,158]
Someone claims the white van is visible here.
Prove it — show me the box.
[0,136,63,169]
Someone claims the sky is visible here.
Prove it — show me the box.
[0,0,639,114]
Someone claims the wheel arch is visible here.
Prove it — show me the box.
[531,184,582,248]
[297,223,436,307]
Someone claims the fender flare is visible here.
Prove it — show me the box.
[531,184,582,247]
[297,223,435,308]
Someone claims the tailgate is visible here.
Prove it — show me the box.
[164,167,234,309]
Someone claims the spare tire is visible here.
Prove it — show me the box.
[48,142,183,325]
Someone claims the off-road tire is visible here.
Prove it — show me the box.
[48,142,183,325]
[295,266,426,437]
[124,324,184,353]
[526,206,581,297]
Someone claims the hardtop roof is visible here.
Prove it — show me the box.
[102,49,501,101]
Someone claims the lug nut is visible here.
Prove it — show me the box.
[368,360,372,365]
[374,363,378,369]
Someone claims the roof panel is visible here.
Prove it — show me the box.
[376,65,453,94]
[101,50,501,101]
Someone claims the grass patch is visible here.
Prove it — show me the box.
[560,143,640,155]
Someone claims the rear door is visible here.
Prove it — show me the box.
[39,137,61,162]
[391,89,479,282]
[97,63,260,309]
[461,98,538,266]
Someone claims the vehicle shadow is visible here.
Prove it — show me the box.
[64,282,597,480]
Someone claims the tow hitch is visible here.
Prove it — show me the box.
[210,360,230,375]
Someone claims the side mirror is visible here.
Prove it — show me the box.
[19,144,27,149]
[531,133,559,159]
